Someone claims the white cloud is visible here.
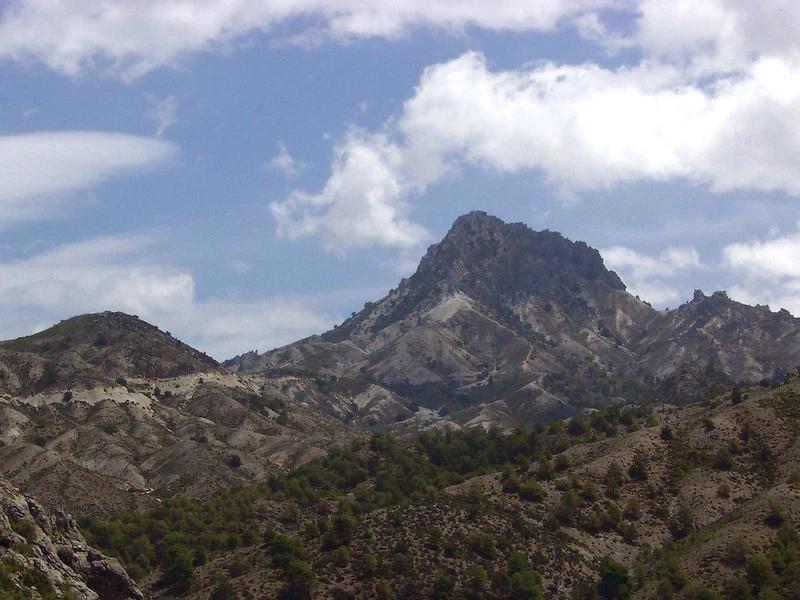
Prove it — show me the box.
[0,0,598,79]
[274,37,800,252]
[147,94,179,137]
[0,233,338,360]
[726,282,800,319]
[636,0,800,77]
[716,223,800,317]
[266,142,307,178]
[0,132,177,227]
[399,51,800,193]
[270,129,430,252]
[601,245,703,307]
[173,298,334,360]
[6,1,797,83]
[603,246,702,280]
[723,224,800,280]
[0,235,194,317]
[624,280,681,307]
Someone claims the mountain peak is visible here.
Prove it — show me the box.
[410,212,625,307]
[446,209,504,233]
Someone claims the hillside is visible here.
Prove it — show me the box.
[0,313,359,517]
[0,312,222,396]
[227,212,800,431]
[78,375,800,599]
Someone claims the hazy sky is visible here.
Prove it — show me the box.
[2,0,800,359]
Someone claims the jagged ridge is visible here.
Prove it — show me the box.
[227,212,800,430]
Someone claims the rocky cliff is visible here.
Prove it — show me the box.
[0,476,141,599]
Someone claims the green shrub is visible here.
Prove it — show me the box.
[628,452,649,481]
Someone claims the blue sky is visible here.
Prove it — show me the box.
[2,0,800,360]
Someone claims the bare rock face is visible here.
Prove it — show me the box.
[0,476,142,599]
[226,212,800,430]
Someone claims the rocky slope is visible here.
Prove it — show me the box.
[227,211,800,431]
[639,289,800,383]
[0,475,141,599]
[0,313,359,517]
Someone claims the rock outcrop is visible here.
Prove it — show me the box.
[0,476,142,599]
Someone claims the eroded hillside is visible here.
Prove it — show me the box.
[0,313,359,517]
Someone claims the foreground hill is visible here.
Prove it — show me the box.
[0,312,359,516]
[80,375,800,599]
[227,211,800,430]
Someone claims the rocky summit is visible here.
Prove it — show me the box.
[227,211,800,431]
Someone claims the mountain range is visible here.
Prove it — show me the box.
[3,211,800,598]
[227,211,800,428]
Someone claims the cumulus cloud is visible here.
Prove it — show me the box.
[273,38,800,252]
[0,0,594,79]
[725,281,800,319]
[603,246,703,280]
[0,233,337,360]
[5,1,797,83]
[270,129,431,252]
[721,223,800,317]
[6,2,800,256]
[601,245,703,306]
[623,280,681,308]
[636,0,800,76]
[0,132,177,227]
[401,51,800,193]
[723,225,800,280]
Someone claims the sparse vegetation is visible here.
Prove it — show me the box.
[67,381,800,598]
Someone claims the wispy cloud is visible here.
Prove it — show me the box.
[0,131,177,227]
[266,142,307,178]
[0,233,338,360]
[147,94,179,137]
[0,234,194,318]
